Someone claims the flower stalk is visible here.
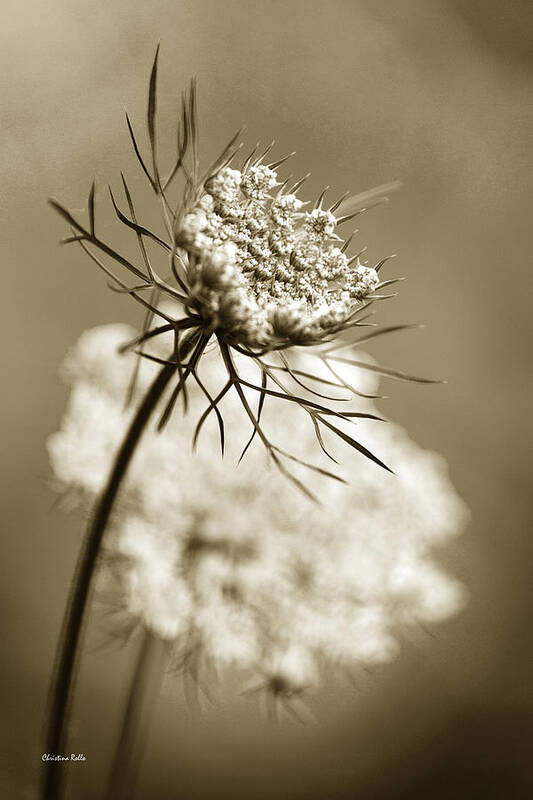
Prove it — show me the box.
[104,628,169,800]
[42,355,187,800]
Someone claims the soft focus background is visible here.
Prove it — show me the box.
[1,1,532,798]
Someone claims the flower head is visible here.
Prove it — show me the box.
[177,168,389,351]
[49,48,438,492]
[240,164,278,199]
[205,166,242,202]
[48,324,468,701]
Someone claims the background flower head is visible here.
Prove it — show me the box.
[48,323,469,700]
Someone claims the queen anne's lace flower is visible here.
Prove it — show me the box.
[48,324,468,701]
[44,56,461,787]
[349,261,380,299]
[305,208,338,240]
[241,164,278,200]
[180,162,387,349]
[50,52,429,488]
[205,166,242,202]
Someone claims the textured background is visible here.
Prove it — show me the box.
[1,1,532,797]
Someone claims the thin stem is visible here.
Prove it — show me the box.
[105,629,169,800]
[41,338,194,800]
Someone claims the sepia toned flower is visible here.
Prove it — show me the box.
[48,323,468,700]
[49,49,434,493]
[43,48,462,799]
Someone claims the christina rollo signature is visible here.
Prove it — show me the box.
[41,754,86,762]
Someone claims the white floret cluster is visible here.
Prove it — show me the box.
[47,324,468,700]
[178,164,380,348]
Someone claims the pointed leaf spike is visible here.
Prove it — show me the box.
[125,112,155,189]
[336,208,367,226]
[238,371,268,463]
[317,415,394,473]
[147,45,161,188]
[329,191,350,213]
[340,230,358,253]
[88,180,96,235]
[107,185,171,252]
[202,127,245,184]
[254,140,275,166]
[267,152,296,170]
[275,175,293,198]
[326,354,444,384]
[49,198,82,231]
[314,186,329,210]
[242,142,260,173]
[290,173,311,194]
[375,254,396,273]
[188,76,199,176]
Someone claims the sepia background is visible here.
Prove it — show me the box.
[1,0,532,797]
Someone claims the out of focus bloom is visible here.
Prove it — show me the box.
[48,324,469,701]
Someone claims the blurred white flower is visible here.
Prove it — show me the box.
[48,382,127,495]
[48,323,469,701]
